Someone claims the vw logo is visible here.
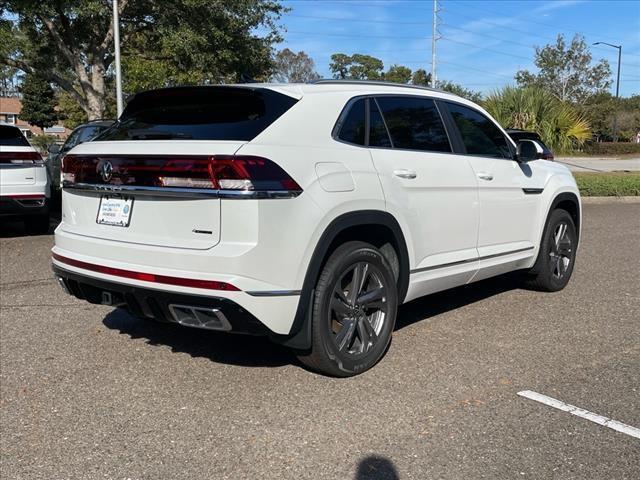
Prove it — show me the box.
[100,161,113,182]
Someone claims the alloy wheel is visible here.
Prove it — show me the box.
[328,262,390,356]
[549,222,573,280]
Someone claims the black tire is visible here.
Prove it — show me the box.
[297,241,398,377]
[24,214,50,235]
[524,209,577,292]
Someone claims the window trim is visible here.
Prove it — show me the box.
[438,99,517,160]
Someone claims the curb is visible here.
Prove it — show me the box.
[581,196,640,204]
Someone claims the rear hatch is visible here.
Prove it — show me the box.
[0,126,41,186]
[60,86,300,250]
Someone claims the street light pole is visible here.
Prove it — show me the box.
[594,42,622,142]
[113,0,123,117]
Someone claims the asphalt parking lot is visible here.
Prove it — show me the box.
[1,203,639,480]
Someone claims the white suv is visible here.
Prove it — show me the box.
[1,124,50,234]
[52,81,580,376]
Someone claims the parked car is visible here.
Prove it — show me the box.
[48,120,114,191]
[52,81,581,376]
[506,129,554,160]
[0,123,50,234]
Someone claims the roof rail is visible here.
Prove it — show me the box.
[312,79,444,93]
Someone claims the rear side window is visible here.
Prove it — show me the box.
[337,99,366,145]
[97,87,298,141]
[446,102,511,159]
[369,99,392,148]
[0,125,30,147]
[375,96,451,152]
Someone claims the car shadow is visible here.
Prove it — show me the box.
[395,272,522,331]
[0,210,60,238]
[101,273,522,370]
[102,309,294,368]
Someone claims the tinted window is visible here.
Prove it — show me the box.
[97,87,298,141]
[369,99,392,148]
[338,99,366,145]
[0,125,30,147]
[375,96,451,152]
[447,103,511,159]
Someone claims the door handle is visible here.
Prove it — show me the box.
[393,169,417,179]
[477,172,494,181]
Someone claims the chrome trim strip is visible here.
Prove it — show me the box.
[245,289,302,297]
[63,182,301,199]
[410,246,535,274]
[523,188,544,195]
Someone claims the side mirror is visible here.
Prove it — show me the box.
[48,143,61,154]
[516,139,544,162]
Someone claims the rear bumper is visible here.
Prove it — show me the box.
[51,247,302,336]
[0,195,49,218]
[54,265,275,336]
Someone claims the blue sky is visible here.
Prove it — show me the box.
[278,0,640,97]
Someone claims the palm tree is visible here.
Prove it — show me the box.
[484,86,591,154]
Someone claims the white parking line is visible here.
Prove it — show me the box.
[517,390,640,440]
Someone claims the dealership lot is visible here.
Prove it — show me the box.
[1,203,638,479]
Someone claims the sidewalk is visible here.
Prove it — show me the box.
[555,157,640,172]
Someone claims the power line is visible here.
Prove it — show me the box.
[446,0,635,49]
[440,38,532,62]
[283,10,640,65]
[285,30,430,40]
[437,60,516,80]
[286,13,431,26]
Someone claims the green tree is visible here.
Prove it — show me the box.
[384,65,412,84]
[484,86,591,154]
[349,54,384,80]
[329,53,384,80]
[1,1,286,120]
[437,80,483,103]
[515,34,612,103]
[271,48,320,83]
[411,69,431,86]
[19,73,57,129]
[329,53,351,79]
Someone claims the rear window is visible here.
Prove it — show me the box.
[96,87,298,142]
[0,125,30,147]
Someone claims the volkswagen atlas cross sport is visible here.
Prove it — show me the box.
[52,81,581,377]
[1,123,50,234]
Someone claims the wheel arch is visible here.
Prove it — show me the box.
[548,191,581,241]
[272,210,410,350]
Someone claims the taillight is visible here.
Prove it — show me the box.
[0,151,44,165]
[62,154,302,194]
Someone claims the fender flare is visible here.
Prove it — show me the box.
[529,191,581,274]
[271,210,410,350]
[547,191,581,240]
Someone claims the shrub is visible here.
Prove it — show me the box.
[483,86,591,155]
[581,142,640,156]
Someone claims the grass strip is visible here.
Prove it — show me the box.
[573,172,640,196]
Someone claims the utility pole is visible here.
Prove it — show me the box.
[593,42,622,142]
[431,0,437,88]
[113,0,123,117]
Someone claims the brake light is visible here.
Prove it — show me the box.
[0,151,44,164]
[62,154,302,193]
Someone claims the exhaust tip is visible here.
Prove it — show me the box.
[168,304,232,331]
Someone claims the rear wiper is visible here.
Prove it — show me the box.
[127,130,193,140]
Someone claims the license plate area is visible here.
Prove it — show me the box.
[96,196,134,227]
